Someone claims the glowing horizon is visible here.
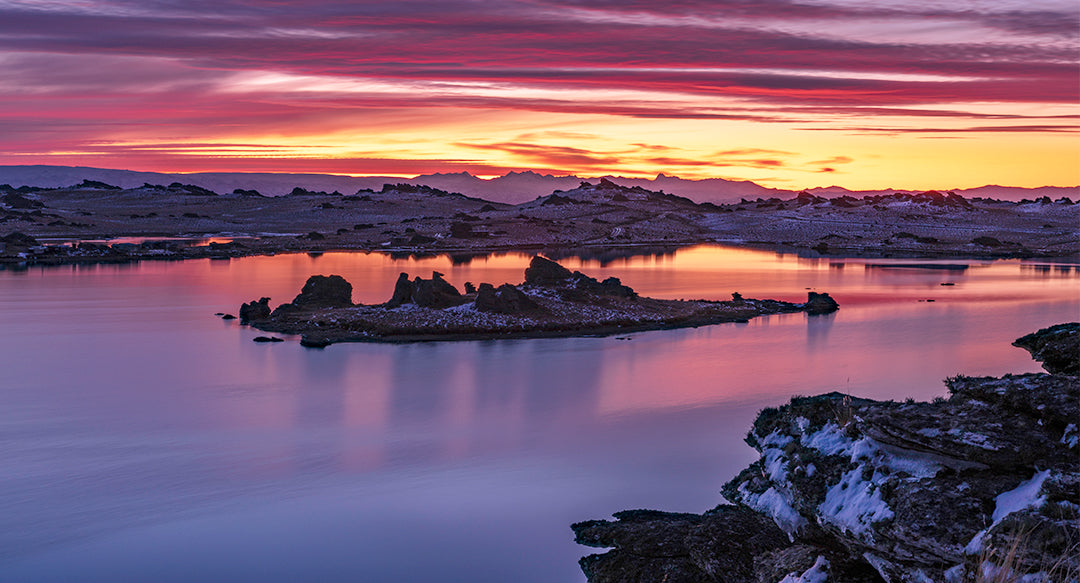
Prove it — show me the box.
[0,1,1077,190]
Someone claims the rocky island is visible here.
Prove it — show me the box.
[237,256,839,347]
[572,323,1079,582]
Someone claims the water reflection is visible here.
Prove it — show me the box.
[0,245,1076,582]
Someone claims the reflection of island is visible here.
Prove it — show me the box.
[239,256,839,347]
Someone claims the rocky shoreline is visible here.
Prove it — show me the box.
[3,179,1078,269]
[572,324,1079,582]
[237,256,839,347]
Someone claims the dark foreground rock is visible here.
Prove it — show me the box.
[1013,322,1079,375]
[573,327,1079,583]
[239,256,839,346]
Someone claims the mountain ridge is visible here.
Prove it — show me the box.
[0,165,1074,204]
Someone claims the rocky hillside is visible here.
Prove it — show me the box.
[573,323,1079,582]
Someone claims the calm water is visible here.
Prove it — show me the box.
[1,245,1076,582]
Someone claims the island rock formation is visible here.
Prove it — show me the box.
[573,323,1080,582]
[238,256,838,347]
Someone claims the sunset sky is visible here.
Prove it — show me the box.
[0,0,1077,190]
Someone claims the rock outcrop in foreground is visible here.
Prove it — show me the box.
[573,324,1079,583]
[238,256,838,347]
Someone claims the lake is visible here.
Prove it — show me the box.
[1,245,1076,582]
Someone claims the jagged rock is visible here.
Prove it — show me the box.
[75,179,121,190]
[239,297,272,322]
[524,256,573,285]
[474,283,540,314]
[387,272,465,308]
[804,292,838,314]
[290,275,353,308]
[412,272,465,308]
[575,327,1080,583]
[387,273,413,307]
[1013,322,1079,375]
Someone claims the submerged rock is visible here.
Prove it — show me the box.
[1013,322,1079,375]
[574,326,1080,582]
[804,292,839,314]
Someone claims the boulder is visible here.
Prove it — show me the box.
[474,283,540,314]
[290,275,353,308]
[524,256,573,286]
[1012,322,1079,375]
[239,297,272,322]
[804,291,839,314]
[412,272,464,308]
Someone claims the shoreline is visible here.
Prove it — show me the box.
[4,238,1078,271]
[3,179,1078,268]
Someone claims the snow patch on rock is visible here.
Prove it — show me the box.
[819,465,895,540]
[777,555,829,583]
[737,484,807,539]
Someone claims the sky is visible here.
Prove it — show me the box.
[0,0,1077,190]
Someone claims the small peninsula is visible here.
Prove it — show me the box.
[572,323,1079,583]
[237,256,839,347]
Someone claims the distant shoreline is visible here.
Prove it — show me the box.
[2,179,1078,268]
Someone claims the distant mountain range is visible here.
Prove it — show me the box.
[0,165,1074,204]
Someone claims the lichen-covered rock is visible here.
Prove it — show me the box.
[239,297,271,321]
[804,292,839,314]
[290,274,353,308]
[1013,322,1079,375]
[575,327,1080,583]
